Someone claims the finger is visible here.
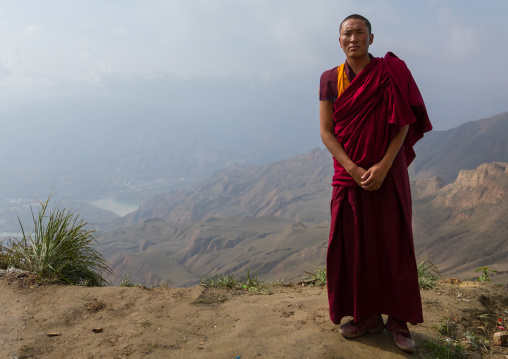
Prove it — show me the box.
[362,183,373,190]
[363,181,378,191]
[361,169,371,180]
[361,177,372,186]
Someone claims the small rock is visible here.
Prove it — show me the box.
[493,331,508,346]
[444,278,461,284]
[7,267,29,275]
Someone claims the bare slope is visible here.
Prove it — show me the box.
[100,162,508,287]
[118,112,508,230]
[99,113,508,287]
[101,216,328,286]
[120,148,333,226]
[410,112,508,183]
[413,162,508,283]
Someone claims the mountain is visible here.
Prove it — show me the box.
[101,216,328,286]
[100,149,334,286]
[100,161,508,286]
[118,113,508,229]
[119,148,334,226]
[103,169,508,288]
[413,162,508,284]
[409,112,508,183]
[97,113,508,286]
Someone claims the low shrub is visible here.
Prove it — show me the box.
[200,269,267,292]
[303,267,327,286]
[1,195,111,286]
[418,260,441,290]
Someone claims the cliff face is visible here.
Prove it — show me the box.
[443,162,508,207]
[413,162,508,283]
[410,112,508,183]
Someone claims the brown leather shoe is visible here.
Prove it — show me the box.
[339,314,385,339]
[386,316,416,353]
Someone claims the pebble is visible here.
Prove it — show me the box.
[0,268,29,277]
[493,331,508,346]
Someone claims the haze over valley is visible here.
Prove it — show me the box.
[2,100,508,287]
[2,1,508,289]
[6,113,506,287]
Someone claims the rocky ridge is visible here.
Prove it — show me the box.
[98,161,508,288]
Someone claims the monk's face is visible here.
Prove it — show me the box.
[339,19,374,60]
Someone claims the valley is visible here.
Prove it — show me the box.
[2,113,508,288]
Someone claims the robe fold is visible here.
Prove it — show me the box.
[321,52,432,325]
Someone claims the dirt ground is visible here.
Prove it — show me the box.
[1,275,507,359]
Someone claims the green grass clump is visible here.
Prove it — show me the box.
[420,339,466,359]
[119,273,135,287]
[200,269,267,292]
[0,195,111,286]
[475,266,497,282]
[0,239,26,270]
[303,267,327,286]
[418,260,440,290]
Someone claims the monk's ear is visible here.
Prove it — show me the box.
[369,33,374,45]
[339,36,344,49]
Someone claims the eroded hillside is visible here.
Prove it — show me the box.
[98,161,508,288]
[414,163,508,284]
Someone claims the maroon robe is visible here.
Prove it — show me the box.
[322,52,432,325]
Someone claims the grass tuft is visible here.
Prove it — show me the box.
[119,273,135,287]
[200,269,268,293]
[417,260,441,290]
[420,339,466,359]
[0,194,112,286]
[303,267,327,286]
[200,272,237,289]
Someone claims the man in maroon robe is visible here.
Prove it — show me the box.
[319,14,432,353]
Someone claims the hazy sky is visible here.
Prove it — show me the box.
[1,0,507,130]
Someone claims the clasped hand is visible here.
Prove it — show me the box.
[350,163,389,191]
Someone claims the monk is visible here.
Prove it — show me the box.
[319,14,432,353]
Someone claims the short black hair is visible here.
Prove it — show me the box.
[340,14,372,35]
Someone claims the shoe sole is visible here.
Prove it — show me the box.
[339,324,385,339]
[392,336,415,353]
[387,330,415,353]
